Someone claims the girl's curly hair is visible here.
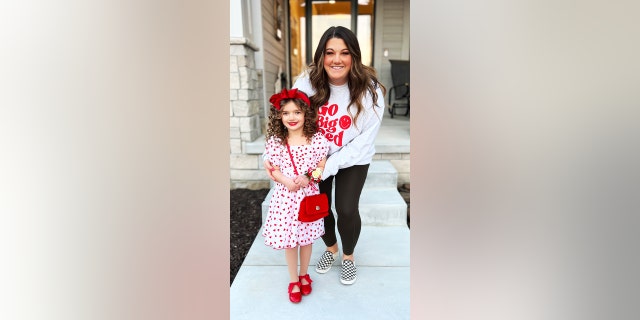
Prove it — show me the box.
[266,97,318,145]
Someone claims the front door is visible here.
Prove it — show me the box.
[288,0,376,86]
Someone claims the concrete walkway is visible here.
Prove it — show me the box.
[230,225,410,320]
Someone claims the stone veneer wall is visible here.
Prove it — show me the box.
[230,38,270,190]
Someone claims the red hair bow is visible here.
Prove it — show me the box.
[269,88,311,110]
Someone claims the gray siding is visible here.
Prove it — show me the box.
[261,0,287,122]
[374,0,410,95]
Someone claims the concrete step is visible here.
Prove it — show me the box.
[261,187,407,226]
[358,188,408,226]
[363,160,400,189]
[262,160,407,226]
[231,225,410,319]
[263,160,398,189]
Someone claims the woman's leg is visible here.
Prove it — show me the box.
[333,164,370,259]
[319,176,339,254]
[314,177,339,274]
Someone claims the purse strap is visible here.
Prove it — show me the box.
[285,143,310,195]
[286,143,299,175]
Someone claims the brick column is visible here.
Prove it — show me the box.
[230,37,269,189]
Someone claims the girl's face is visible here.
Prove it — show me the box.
[280,101,305,133]
[323,37,352,86]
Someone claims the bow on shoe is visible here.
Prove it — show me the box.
[269,88,311,110]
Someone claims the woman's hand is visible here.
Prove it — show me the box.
[264,160,279,181]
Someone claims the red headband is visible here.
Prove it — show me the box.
[269,88,311,110]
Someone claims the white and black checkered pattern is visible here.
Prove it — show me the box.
[315,251,338,274]
[340,259,357,285]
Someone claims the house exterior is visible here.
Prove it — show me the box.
[230,0,410,189]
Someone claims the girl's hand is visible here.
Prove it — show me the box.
[284,179,300,192]
[264,160,278,181]
[293,174,310,188]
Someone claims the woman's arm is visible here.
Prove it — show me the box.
[322,87,385,178]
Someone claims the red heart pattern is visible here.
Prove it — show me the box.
[262,133,329,249]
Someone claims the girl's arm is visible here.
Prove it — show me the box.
[317,157,327,171]
[293,156,326,187]
[263,159,279,181]
[263,136,282,181]
[262,150,278,181]
[271,169,300,192]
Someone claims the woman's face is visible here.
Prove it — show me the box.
[323,37,352,86]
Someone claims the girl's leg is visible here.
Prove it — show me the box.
[319,176,339,254]
[333,164,370,259]
[299,244,312,277]
[285,247,300,292]
[299,244,314,295]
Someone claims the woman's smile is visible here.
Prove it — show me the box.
[323,38,352,86]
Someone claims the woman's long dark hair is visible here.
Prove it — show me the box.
[266,98,318,145]
[307,26,386,127]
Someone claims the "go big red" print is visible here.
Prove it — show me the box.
[317,103,352,147]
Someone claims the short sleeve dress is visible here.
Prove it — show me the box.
[262,132,329,249]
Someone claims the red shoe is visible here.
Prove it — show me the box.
[299,274,313,295]
[288,282,302,303]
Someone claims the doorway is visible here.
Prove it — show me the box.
[288,0,376,86]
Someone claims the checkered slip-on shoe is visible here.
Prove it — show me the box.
[340,259,357,285]
[315,251,339,274]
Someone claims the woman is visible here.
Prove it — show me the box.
[265,26,385,285]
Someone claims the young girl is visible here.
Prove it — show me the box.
[262,88,329,303]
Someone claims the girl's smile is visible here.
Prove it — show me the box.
[280,101,305,133]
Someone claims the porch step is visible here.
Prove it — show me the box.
[358,189,407,226]
[363,160,400,189]
[261,160,407,226]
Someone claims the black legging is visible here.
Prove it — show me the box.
[319,163,370,256]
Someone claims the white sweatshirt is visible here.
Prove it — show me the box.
[293,73,385,179]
